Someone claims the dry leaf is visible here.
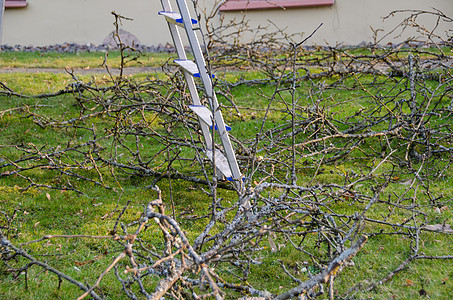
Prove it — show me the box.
[74,254,103,267]
[405,279,414,286]
[183,214,198,220]
[268,235,277,253]
[424,224,453,233]
[437,206,448,213]
[399,179,413,186]
[342,191,355,200]
[46,193,51,200]
[75,260,92,266]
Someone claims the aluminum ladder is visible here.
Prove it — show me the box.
[159,0,243,189]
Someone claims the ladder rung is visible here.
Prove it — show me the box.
[158,11,197,27]
[174,59,215,78]
[205,149,233,181]
[189,105,232,132]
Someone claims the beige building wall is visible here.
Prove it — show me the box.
[210,0,453,45]
[1,0,452,46]
[2,0,168,46]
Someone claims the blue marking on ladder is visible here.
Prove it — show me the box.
[176,17,198,25]
[211,124,232,132]
[158,11,197,25]
[226,177,246,182]
[193,73,215,79]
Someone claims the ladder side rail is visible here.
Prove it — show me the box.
[176,0,242,183]
[160,0,213,147]
[161,1,204,108]
[211,94,242,181]
[175,0,214,98]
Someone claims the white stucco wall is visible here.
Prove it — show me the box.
[1,0,452,46]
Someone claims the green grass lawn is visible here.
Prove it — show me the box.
[1,50,452,299]
[0,51,172,69]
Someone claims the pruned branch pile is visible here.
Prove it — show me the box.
[1,8,452,300]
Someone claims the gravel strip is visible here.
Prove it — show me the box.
[1,43,176,53]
